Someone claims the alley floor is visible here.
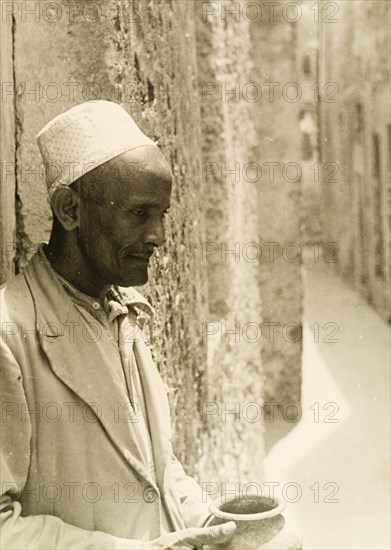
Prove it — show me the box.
[263,258,390,550]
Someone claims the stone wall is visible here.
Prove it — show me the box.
[1,0,305,487]
[1,0,210,480]
[250,1,303,416]
[197,4,264,483]
[320,0,391,321]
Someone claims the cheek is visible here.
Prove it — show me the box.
[79,205,139,255]
[79,208,117,255]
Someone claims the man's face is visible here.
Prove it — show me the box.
[77,146,172,287]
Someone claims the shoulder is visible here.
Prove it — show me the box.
[1,272,34,324]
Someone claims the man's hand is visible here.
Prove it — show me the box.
[143,521,237,549]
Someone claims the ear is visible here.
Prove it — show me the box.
[51,187,80,231]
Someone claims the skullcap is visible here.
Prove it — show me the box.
[37,100,157,199]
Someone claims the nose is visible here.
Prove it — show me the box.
[143,217,166,248]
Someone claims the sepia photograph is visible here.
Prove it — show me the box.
[0,1,390,549]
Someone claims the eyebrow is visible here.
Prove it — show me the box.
[121,199,171,210]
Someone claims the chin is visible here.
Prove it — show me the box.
[120,272,149,288]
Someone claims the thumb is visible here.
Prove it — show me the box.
[186,521,237,547]
[206,521,237,542]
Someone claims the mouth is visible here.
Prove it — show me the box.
[126,254,152,263]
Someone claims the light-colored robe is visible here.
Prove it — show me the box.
[0,249,210,549]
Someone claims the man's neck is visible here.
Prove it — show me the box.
[45,234,110,301]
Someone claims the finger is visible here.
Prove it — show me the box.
[182,521,237,547]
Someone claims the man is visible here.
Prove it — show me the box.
[0,101,236,549]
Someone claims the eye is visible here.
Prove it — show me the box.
[131,208,145,217]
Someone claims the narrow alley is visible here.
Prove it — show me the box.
[264,257,390,549]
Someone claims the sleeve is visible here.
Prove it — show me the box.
[170,454,213,529]
[0,340,145,550]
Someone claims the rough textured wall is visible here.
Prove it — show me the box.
[250,1,303,416]
[320,0,391,321]
[197,4,264,484]
[7,0,206,479]
[3,0,271,485]
[0,9,16,283]
[2,0,308,486]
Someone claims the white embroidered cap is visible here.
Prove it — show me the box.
[37,100,157,199]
